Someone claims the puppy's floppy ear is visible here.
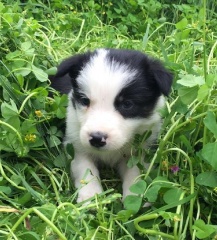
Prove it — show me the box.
[55,52,92,79]
[150,60,173,96]
[50,52,92,94]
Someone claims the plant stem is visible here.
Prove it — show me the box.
[0,159,26,190]
[8,208,33,239]
[33,208,67,240]
[163,148,195,237]
[31,157,62,204]
[18,91,38,114]
[0,120,25,156]
[134,213,177,239]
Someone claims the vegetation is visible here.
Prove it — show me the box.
[0,0,217,239]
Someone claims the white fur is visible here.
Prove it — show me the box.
[64,49,165,202]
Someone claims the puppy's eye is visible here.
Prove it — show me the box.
[120,100,134,110]
[80,96,90,106]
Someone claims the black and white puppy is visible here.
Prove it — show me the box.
[50,48,173,203]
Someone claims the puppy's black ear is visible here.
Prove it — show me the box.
[50,52,92,94]
[55,52,92,79]
[150,60,173,96]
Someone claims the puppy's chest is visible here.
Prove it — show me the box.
[91,148,131,166]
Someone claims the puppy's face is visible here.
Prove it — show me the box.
[55,49,172,152]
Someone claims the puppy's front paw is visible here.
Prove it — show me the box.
[77,181,102,203]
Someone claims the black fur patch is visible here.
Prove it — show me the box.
[106,49,172,118]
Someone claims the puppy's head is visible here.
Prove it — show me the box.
[55,49,173,152]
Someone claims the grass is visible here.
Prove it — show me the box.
[0,0,217,239]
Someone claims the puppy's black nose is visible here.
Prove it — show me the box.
[89,132,108,148]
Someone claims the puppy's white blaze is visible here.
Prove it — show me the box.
[77,49,137,107]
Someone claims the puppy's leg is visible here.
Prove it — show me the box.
[118,160,140,200]
[71,153,102,203]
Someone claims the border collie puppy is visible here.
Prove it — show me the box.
[50,48,173,203]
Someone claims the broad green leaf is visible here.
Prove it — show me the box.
[15,63,31,77]
[17,232,40,240]
[177,74,205,87]
[0,2,5,12]
[117,210,134,221]
[178,86,198,105]
[151,193,196,215]
[16,67,31,77]
[192,219,215,239]
[180,29,190,40]
[11,174,22,185]
[25,48,35,56]
[66,143,74,159]
[174,99,188,114]
[54,153,67,167]
[3,13,13,23]
[49,135,61,148]
[46,67,57,75]
[206,74,217,87]
[201,142,217,170]
[203,111,217,138]
[0,186,11,194]
[152,176,173,188]
[32,65,48,82]
[163,188,184,204]
[158,17,166,23]
[16,17,24,29]
[21,120,37,134]
[56,106,66,119]
[49,126,58,135]
[1,12,13,24]
[127,156,139,168]
[21,41,31,51]
[175,18,188,30]
[12,59,26,68]
[32,87,48,98]
[6,50,22,60]
[196,172,217,188]
[17,192,32,205]
[145,184,161,202]
[197,84,209,101]
[6,116,20,130]
[129,180,147,195]
[128,13,137,23]
[124,195,142,213]
[0,140,15,152]
[16,74,24,88]
[1,100,18,119]
[198,8,205,21]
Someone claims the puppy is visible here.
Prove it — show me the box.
[50,48,173,203]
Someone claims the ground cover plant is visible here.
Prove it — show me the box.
[0,0,217,239]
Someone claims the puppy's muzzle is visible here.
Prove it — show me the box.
[89,132,108,148]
